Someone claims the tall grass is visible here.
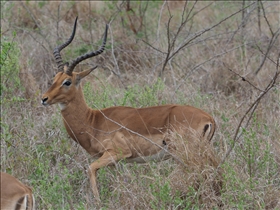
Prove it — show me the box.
[1,1,279,209]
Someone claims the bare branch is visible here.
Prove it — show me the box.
[153,1,255,78]
[259,0,274,36]
[256,44,280,67]
[141,39,167,55]
[218,54,280,167]
[20,2,40,30]
[223,62,265,92]
[108,25,120,76]
[160,1,210,77]
[228,2,254,45]
[88,1,94,46]
[168,2,256,64]
[255,28,280,74]
[56,1,62,42]
[174,44,246,95]
[159,1,195,77]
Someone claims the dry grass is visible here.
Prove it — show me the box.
[1,1,280,209]
[168,132,223,209]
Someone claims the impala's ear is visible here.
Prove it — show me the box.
[76,66,97,84]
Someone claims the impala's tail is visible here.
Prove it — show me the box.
[9,191,35,210]
[203,120,216,141]
[27,193,36,210]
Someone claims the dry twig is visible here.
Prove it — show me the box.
[219,53,280,167]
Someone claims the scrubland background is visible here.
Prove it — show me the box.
[1,1,280,209]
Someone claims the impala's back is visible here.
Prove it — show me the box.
[91,104,215,157]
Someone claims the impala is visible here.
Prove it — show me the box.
[0,172,35,210]
[41,17,216,201]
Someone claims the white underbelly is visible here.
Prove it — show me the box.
[125,148,171,163]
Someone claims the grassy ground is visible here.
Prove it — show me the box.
[1,1,279,209]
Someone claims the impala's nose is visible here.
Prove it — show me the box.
[41,97,48,105]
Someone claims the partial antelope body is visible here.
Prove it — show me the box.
[0,172,35,210]
[41,17,216,201]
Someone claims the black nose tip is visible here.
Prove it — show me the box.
[42,97,48,104]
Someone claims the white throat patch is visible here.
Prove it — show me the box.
[58,103,67,110]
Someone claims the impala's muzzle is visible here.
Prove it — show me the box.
[41,97,48,105]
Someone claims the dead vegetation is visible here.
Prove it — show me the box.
[1,1,279,209]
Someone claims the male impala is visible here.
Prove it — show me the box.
[41,17,215,201]
[0,172,35,210]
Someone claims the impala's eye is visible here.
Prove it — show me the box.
[63,80,71,86]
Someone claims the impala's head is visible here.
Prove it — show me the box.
[41,17,108,108]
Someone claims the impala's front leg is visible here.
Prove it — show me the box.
[89,148,132,202]
[89,151,116,202]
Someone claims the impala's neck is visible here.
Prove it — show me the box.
[60,85,95,142]
[61,85,91,114]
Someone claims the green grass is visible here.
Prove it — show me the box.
[1,1,279,209]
